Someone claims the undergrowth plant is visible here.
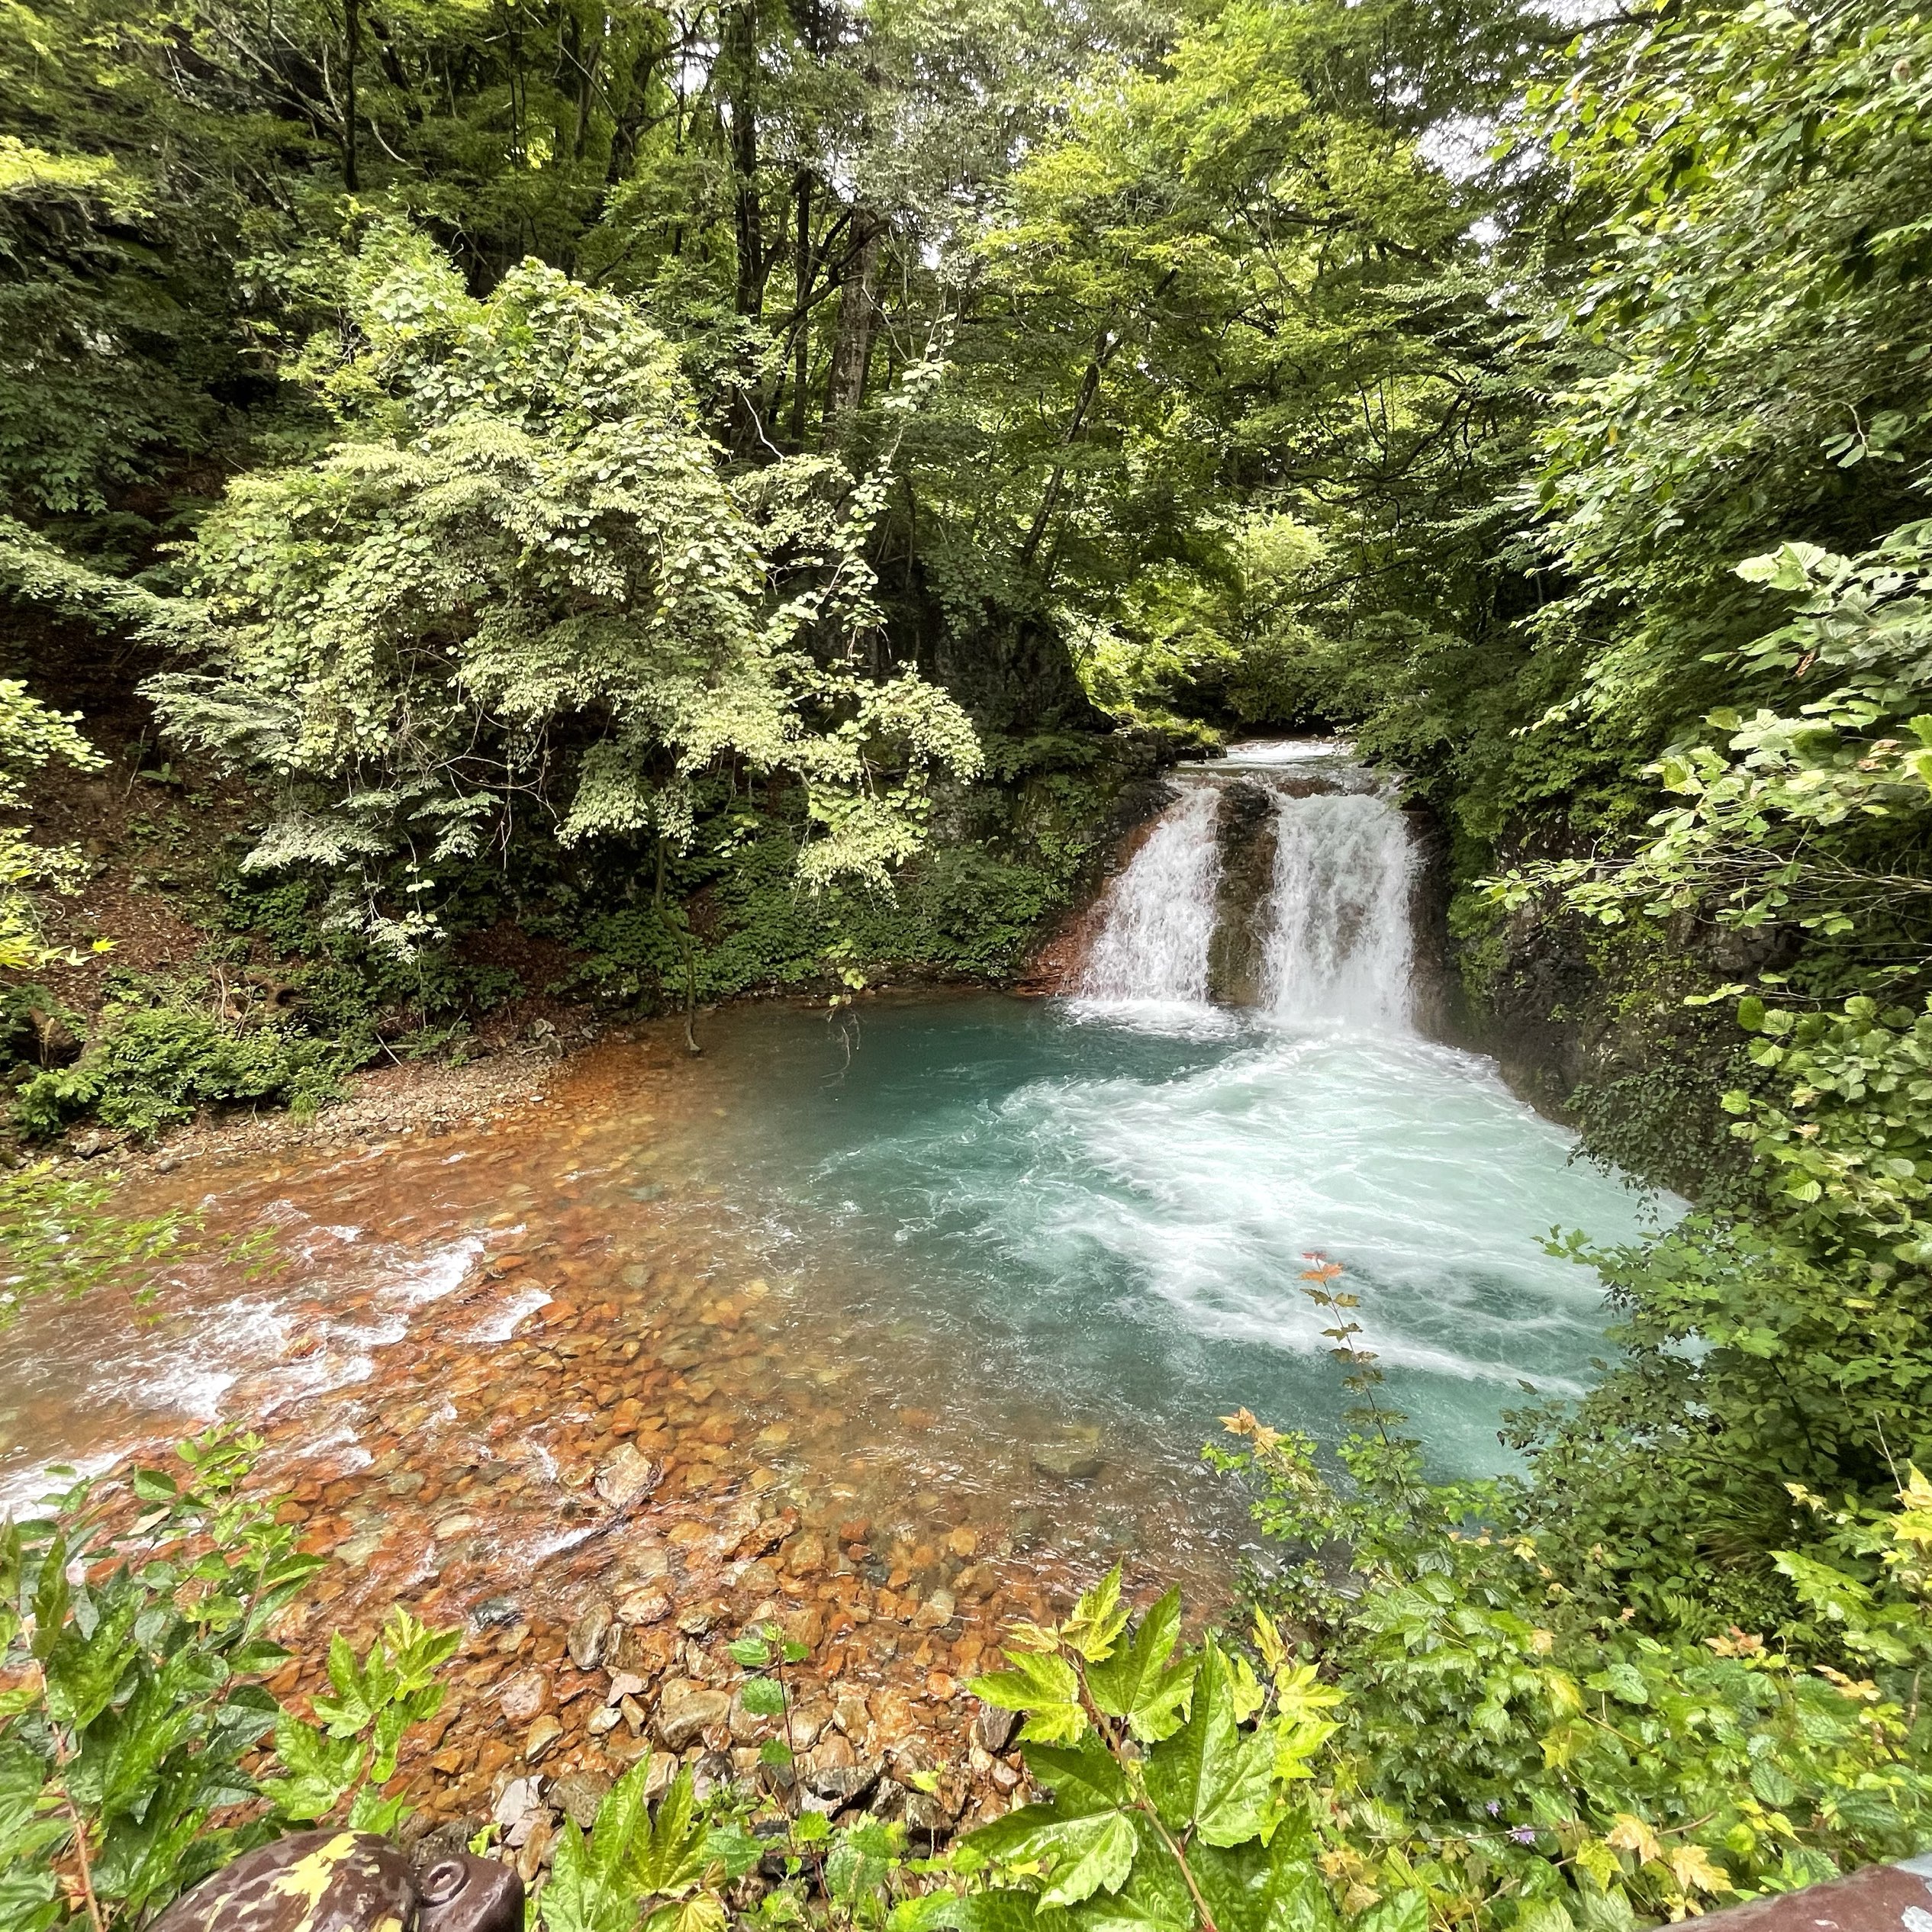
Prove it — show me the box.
[0,1428,457,1931]
[952,1573,1345,1932]
[1203,1267,1932,1932]
[0,1164,189,1329]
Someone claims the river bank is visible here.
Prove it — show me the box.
[0,984,1664,1901]
[0,758,1669,1889]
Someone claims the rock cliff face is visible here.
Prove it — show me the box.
[1205,782,1277,1007]
[1014,774,1179,994]
[886,569,1109,735]
[1434,841,1772,1198]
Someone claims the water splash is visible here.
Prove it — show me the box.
[1076,787,1223,1010]
[1262,790,1415,1030]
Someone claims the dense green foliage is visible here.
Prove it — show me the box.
[7,0,1932,1911]
[1206,1399,1932,1932]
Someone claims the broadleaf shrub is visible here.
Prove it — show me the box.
[0,1429,457,1930]
[14,1003,349,1140]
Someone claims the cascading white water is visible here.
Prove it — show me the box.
[1261,789,1415,1030]
[1076,786,1222,1005]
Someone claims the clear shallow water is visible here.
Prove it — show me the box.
[0,993,1667,1599]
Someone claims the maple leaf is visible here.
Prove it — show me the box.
[1669,1844,1734,1895]
[1606,1813,1663,1865]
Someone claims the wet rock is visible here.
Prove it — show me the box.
[620,1694,648,1735]
[655,1679,731,1751]
[500,1670,549,1724]
[643,1751,681,1804]
[807,1731,856,1775]
[910,1588,955,1631]
[973,1704,1020,1755]
[615,1587,672,1629]
[903,1785,963,1837]
[692,1750,736,1802]
[493,1776,542,1834]
[1006,1509,1045,1551]
[588,1704,622,1737]
[1030,1443,1104,1480]
[595,1444,664,1511]
[335,1528,386,1567]
[1206,780,1281,1006]
[602,1728,653,1766]
[612,1622,681,1679]
[831,1690,871,1746]
[605,1671,646,1704]
[551,1771,611,1828]
[568,1600,613,1670]
[676,1597,728,1637]
[788,1702,832,1751]
[728,1687,773,1745]
[525,1714,565,1762]
[871,1686,920,1750]
[801,1762,882,1816]
[516,1811,555,1885]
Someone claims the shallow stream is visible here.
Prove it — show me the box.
[0,991,1661,1589]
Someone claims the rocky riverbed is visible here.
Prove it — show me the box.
[4,1006,1210,1890]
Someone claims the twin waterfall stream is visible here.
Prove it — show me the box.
[1076,768,1417,1031]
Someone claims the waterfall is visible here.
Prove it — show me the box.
[1067,762,1418,1032]
[1077,786,1222,1006]
[1261,790,1415,1030]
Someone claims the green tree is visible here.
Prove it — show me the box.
[150,229,980,949]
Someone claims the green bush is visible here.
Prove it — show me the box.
[0,1159,188,1325]
[1208,1383,1932,1932]
[0,1430,457,1931]
[14,1003,349,1141]
[1503,995,1932,1623]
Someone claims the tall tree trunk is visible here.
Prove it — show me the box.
[788,171,813,446]
[726,0,763,320]
[602,31,663,201]
[823,211,884,435]
[343,0,361,189]
[566,8,600,159]
[723,0,768,452]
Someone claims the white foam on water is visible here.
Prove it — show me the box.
[0,1447,122,1518]
[466,1283,553,1342]
[967,1029,1650,1390]
[0,1228,490,1506]
[1213,737,1354,767]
